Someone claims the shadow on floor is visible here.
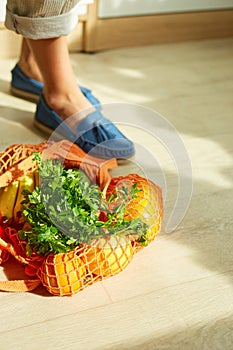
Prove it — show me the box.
[0,104,46,148]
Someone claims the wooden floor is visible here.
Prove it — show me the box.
[0,38,233,349]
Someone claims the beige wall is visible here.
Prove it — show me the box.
[0,22,83,59]
[0,27,22,59]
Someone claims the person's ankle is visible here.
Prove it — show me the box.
[44,91,93,120]
[18,60,43,83]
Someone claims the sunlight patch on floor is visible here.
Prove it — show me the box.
[110,67,145,79]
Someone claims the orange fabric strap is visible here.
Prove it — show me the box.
[0,140,118,190]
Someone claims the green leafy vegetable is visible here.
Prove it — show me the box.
[19,154,148,256]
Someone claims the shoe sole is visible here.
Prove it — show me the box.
[10,86,39,103]
[34,118,64,142]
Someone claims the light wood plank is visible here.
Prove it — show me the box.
[0,38,233,349]
[0,272,233,350]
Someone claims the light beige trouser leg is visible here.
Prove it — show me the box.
[5,0,82,39]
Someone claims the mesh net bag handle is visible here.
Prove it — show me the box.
[0,143,47,175]
[0,278,41,292]
[0,142,47,187]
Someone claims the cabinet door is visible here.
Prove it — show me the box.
[98,0,233,18]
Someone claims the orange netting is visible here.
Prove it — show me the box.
[107,174,163,248]
[0,141,163,296]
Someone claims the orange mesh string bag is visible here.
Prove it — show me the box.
[106,174,164,248]
[0,142,164,296]
[81,235,134,278]
[37,249,86,296]
[0,248,9,265]
[37,235,135,296]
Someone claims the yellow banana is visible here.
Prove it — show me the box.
[0,181,19,220]
[13,174,35,223]
[34,169,40,188]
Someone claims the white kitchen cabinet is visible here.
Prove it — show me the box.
[98,0,233,18]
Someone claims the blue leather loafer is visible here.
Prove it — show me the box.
[10,64,101,107]
[35,95,135,159]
